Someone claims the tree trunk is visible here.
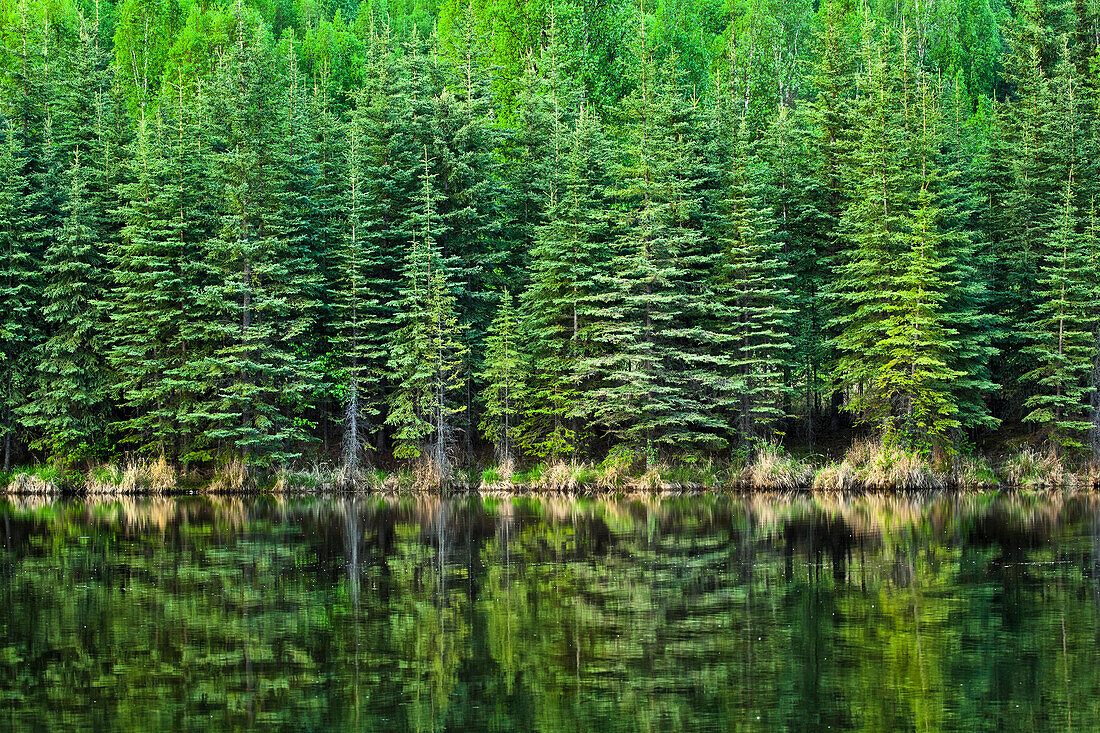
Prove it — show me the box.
[345,376,359,474]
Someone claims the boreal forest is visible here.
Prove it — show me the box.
[1,0,1099,484]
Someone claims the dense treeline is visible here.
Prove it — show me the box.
[1,0,1099,477]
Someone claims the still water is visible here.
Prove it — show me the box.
[1,492,1100,731]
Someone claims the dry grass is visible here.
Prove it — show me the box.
[121,456,177,493]
[742,443,814,490]
[84,464,124,493]
[632,467,664,491]
[862,446,945,489]
[811,441,945,490]
[271,467,320,493]
[811,461,858,491]
[415,460,443,490]
[7,471,61,495]
[1000,448,1069,488]
[951,454,999,489]
[207,458,252,492]
[594,447,637,490]
[479,458,515,490]
[534,461,581,491]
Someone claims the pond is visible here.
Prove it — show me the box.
[1,492,1099,731]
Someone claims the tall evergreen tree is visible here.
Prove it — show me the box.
[190,18,321,465]
[22,143,109,458]
[478,289,525,464]
[19,13,113,461]
[711,113,794,445]
[757,104,831,444]
[519,104,613,459]
[1021,171,1099,451]
[0,123,41,470]
[109,115,177,457]
[830,29,912,436]
[386,146,468,477]
[576,51,720,461]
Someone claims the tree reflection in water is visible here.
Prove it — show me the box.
[1,492,1099,731]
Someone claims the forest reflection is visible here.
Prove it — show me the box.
[2,492,1100,731]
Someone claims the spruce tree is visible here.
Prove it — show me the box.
[757,105,831,444]
[519,105,613,459]
[711,114,794,445]
[22,144,109,458]
[937,79,1000,435]
[877,181,966,448]
[829,30,911,434]
[478,289,525,464]
[1021,171,1099,451]
[331,73,398,472]
[435,25,502,462]
[0,123,41,470]
[804,0,859,432]
[0,1,54,469]
[154,75,218,464]
[109,115,178,457]
[19,13,113,461]
[192,18,321,466]
[576,51,719,462]
[386,146,468,478]
[992,22,1066,409]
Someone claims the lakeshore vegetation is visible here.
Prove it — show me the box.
[1,0,1100,488]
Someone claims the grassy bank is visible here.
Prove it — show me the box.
[3,441,1098,495]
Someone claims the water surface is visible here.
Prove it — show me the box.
[2,492,1100,731]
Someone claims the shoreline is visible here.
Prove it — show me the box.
[4,440,1097,496]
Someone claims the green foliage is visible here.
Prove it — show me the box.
[0,0,1098,475]
[478,289,524,461]
[385,145,468,475]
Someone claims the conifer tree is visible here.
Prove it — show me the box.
[519,105,613,459]
[19,13,113,461]
[757,105,831,444]
[829,30,911,435]
[576,50,719,461]
[478,289,525,463]
[192,19,321,465]
[152,75,217,463]
[936,78,1000,434]
[802,0,859,433]
[992,22,1066,404]
[0,123,41,470]
[331,68,400,472]
[833,30,992,450]
[109,115,178,456]
[877,173,966,448]
[435,19,502,461]
[22,143,109,458]
[386,146,468,478]
[0,2,54,469]
[1021,171,1099,451]
[711,114,794,445]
